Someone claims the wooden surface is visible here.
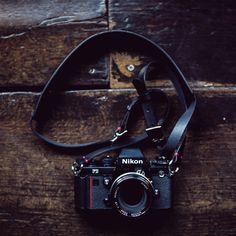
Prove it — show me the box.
[0,1,236,236]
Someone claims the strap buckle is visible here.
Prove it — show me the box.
[145,125,165,143]
[110,127,128,142]
[168,152,180,176]
[71,161,83,176]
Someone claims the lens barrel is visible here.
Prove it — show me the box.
[109,172,154,218]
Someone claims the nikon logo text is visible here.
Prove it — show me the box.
[122,159,143,164]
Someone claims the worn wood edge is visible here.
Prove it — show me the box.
[0,0,108,35]
[0,0,109,89]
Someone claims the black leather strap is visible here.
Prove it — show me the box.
[31,30,196,161]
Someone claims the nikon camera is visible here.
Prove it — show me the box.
[72,148,171,218]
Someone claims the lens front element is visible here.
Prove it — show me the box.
[109,172,154,218]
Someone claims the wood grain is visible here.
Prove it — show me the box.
[1,1,236,235]
[109,0,236,88]
[0,0,108,89]
[0,90,235,235]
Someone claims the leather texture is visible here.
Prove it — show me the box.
[30,30,196,162]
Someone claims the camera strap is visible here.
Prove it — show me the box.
[30,30,196,171]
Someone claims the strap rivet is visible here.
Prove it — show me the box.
[127,64,135,72]
[89,68,96,74]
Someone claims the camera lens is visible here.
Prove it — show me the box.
[119,179,144,205]
[109,172,154,218]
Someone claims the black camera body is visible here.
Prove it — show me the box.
[74,148,172,218]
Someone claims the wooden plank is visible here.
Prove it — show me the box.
[109,0,236,88]
[0,0,108,89]
[0,89,235,235]
[0,1,235,236]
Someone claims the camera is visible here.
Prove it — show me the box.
[73,148,172,218]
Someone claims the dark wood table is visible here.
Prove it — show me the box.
[0,1,235,235]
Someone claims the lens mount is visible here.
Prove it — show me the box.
[109,172,154,218]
